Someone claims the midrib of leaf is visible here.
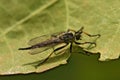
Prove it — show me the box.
[64,0,69,29]
[0,0,58,38]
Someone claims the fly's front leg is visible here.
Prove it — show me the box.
[82,31,101,49]
[83,31,100,38]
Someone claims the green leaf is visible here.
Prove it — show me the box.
[0,0,120,75]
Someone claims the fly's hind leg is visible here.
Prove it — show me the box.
[34,43,68,68]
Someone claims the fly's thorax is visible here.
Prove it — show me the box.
[59,32,75,43]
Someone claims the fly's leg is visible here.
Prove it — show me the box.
[34,52,53,68]
[34,43,68,68]
[78,46,99,56]
[83,49,100,55]
[54,43,69,55]
[83,31,100,38]
[82,31,101,49]
[75,41,96,47]
[70,43,73,53]
[52,47,56,54]
[74,41,96,55]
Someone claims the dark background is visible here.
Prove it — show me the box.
[0,53,120,80]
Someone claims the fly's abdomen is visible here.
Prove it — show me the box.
[33,38,63,48]
[18,38,63,50]
[18,46,33,50]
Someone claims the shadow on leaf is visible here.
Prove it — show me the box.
[22,45,99,69]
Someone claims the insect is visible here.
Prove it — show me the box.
[19,27,100,68]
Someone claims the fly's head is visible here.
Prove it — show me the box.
[60,33,74,43]
[75,27,84,40]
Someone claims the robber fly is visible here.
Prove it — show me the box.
[19,27,100,68]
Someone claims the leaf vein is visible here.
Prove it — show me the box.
[0,0,58,38]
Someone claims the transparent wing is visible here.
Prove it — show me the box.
[28,47,51,55]
[28,35,50,46]
[28,42,67,55]
[28,31,65,46]
[27,31,66,55]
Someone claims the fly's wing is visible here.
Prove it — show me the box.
[28,42,66,55]
[28,31,65,55]
[28,34,50,46]
[28,47,51,55]
[29,43,68,55]
[28,31,65,46]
